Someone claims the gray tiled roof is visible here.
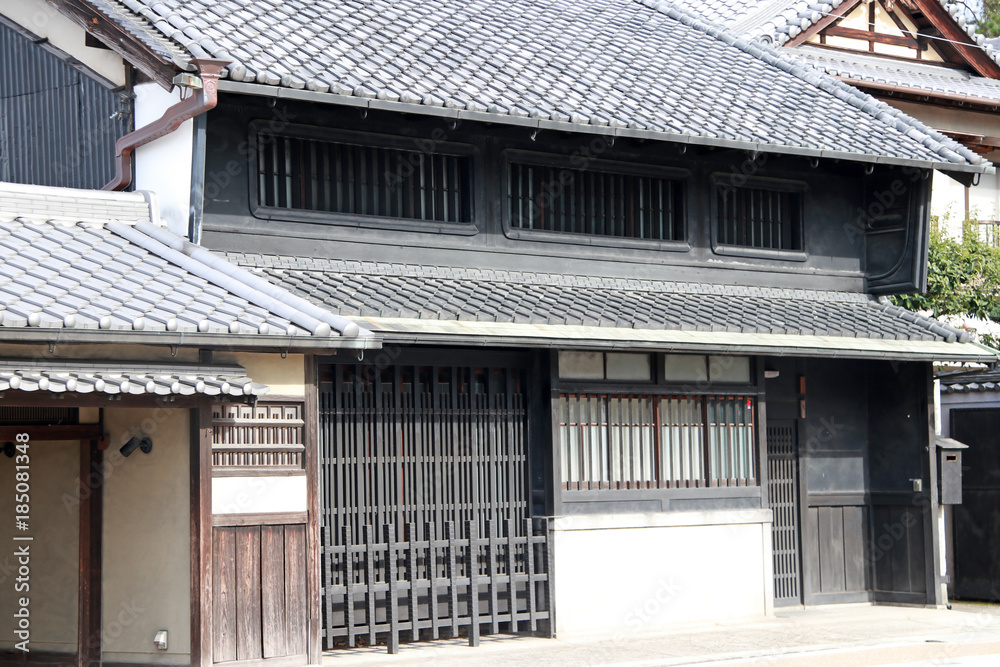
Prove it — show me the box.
[226,253,972,344]
[85,0,985,169]
[0,361,268,396]
[0,182,374,347]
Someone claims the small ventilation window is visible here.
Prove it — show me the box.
[257,131,474,224]
[507,158,685,242]
[715,182,803,251]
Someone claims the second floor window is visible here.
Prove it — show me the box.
[507,158,685,242]
[716,182,803,251]
[257,131,474,224]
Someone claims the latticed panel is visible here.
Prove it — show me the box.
[767,423,801,605]
[211,402,305,471]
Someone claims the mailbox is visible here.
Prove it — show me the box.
[936,437,968,505]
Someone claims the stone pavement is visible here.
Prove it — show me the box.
[321,602,1000,666]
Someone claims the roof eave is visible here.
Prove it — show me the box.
[0,328,382,350]
[217,80,989,174]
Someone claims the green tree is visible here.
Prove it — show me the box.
[892,220,1000,321]
[978,0,1000,37]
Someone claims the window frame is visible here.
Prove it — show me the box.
[554,352,761,494]
[710,173,808,261]
[501,149,692,252]
[248,121,481,236]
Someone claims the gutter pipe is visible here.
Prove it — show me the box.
[103,58,231,191]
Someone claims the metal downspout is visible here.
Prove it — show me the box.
[102,58,230,192]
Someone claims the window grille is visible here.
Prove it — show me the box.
[212,402,305,472]
[507,161,684,241]
[257,133,473,223]
[559,394,755,489]
[716,184,802,250]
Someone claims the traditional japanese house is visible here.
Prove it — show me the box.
[4,0,1000,665]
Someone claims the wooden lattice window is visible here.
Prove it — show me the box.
[212,402,305,474]
[257,131,473,223]
[559,393,756,490]
[507,158,685,241]
[715,182,803,251]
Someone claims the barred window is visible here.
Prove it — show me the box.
[507,160,685,241]
[559,394,755,490]
[257,132,473,223]
[716,184,802,251]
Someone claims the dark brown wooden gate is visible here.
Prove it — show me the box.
[767,421,802,606]
[318,357,550,651]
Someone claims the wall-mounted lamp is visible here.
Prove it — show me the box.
[2,442,14,458]
[764,369,780,379]
[153,630,168,650]
[120,436,153,457]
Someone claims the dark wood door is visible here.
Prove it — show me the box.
[950,408,1000,600]
[767,421,802,606]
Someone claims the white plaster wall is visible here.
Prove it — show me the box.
[101,407,190,664]
[890,101,1000,232]
[0,0,126,86]
[133,82,193,238]
[0,440,79,653]
[213,352,306,398]
[212,475,307,514]
[553,510,773,638]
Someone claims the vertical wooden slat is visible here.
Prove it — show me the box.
[385,524,400,654]
[407,524,420,642]
[364,525,377,648]
[506,519,519,633]
[343,527,357,647]
[235,526,263,661]
[467,521,481,647]
[525,519,538,632]
[487,520,500,634]
[262,525,288,658]
[427,522,441,640]
[212,528,237,663]
[446,521,460,638]
[286,524,309,656]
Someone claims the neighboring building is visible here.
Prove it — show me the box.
[676,0,1000,238]
[0,182,377,666]
[4,0,1000,665]
[938,369,1000,602]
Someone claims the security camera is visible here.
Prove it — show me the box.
[120,436,153,457]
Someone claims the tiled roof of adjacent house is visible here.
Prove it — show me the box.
[84,0,986,170]
[225,254,982,353]
[675,0,1000,102]
[0,182,375,348]
[939,368,1000,393]
[796,47,1000,103]
[678,0,998,55]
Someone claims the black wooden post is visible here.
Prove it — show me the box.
[466,520,481,647]
[385,524,400,654]
[407,524,419,642]
[505,519,519,633]
[524,518,537,632]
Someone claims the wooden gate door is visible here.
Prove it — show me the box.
[950,408,1000,600]
[767,421,802,606]
[317,355,552,650]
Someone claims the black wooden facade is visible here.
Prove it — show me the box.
[188,93,947,645]
[0,17,130,189]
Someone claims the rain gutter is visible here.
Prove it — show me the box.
[103,58,231,191]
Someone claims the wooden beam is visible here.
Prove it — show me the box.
[910,0,1000,78]
[787,0,863,47]
[77,435,103,667]
[0,424,102,441]
[825,25,921,49]
[303,356,322,664]
[190,405,214,667]
[46,0,178,89]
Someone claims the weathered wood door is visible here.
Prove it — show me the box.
[212,523,308,663]
[767,421,802,606]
